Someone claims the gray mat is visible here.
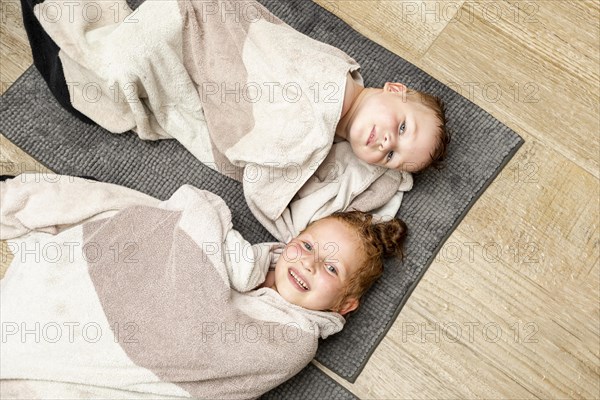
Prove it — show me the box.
[0,0,524,387]
[261,363,357,400]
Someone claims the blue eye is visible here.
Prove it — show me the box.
[399,122,406,135]
[303,242,313,251]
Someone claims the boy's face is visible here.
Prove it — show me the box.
[272,218,362,315]
[346,83,440,172]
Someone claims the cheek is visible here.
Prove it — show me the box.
[282,242,302,262]
[349,99,379,133]
[352,145,380,164]
[317,276,344,299]
[378,110,397,129]
[369,97,395,118]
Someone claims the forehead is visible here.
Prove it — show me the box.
[304,219,364,265]
[305,218,355,242]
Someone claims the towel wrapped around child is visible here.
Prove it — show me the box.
[25,0,412,241]
[0,174,345,399]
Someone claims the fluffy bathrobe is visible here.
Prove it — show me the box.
[0,174,344,399]
[23,0,413,241]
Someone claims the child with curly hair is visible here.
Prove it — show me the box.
[1,174,406,399]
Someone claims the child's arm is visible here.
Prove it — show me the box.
[0,174,159,240]
[222,229,282,292]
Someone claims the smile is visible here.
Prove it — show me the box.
[289,269,309,291]
[366,126,375,146]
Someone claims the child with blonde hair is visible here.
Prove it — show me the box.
[337,75,450,172]
[21,0,449,176]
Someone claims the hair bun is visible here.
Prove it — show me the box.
[372,218,407,259]
[329,210,408,260]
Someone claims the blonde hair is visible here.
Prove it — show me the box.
[408,89,450,170]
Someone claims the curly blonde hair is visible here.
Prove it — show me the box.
[325,211,407,312]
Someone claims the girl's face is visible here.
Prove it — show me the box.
[272,218,361,315]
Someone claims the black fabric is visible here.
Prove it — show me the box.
[19,0,93,124]
[0,174,97,181]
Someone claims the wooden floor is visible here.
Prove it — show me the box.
[1,0,599,398]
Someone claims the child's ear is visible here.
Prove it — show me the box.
[383,82,407,94]
[337,297,359,316]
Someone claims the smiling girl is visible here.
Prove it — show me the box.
[265,211,407,315]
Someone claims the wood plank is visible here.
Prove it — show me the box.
[313,0,465,62]
[0,0,32,86]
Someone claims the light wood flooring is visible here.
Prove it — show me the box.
[1,0,599,398]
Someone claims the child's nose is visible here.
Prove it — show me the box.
[302,256,314,272]
[380,131,395,151]
[302,256,322,273]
